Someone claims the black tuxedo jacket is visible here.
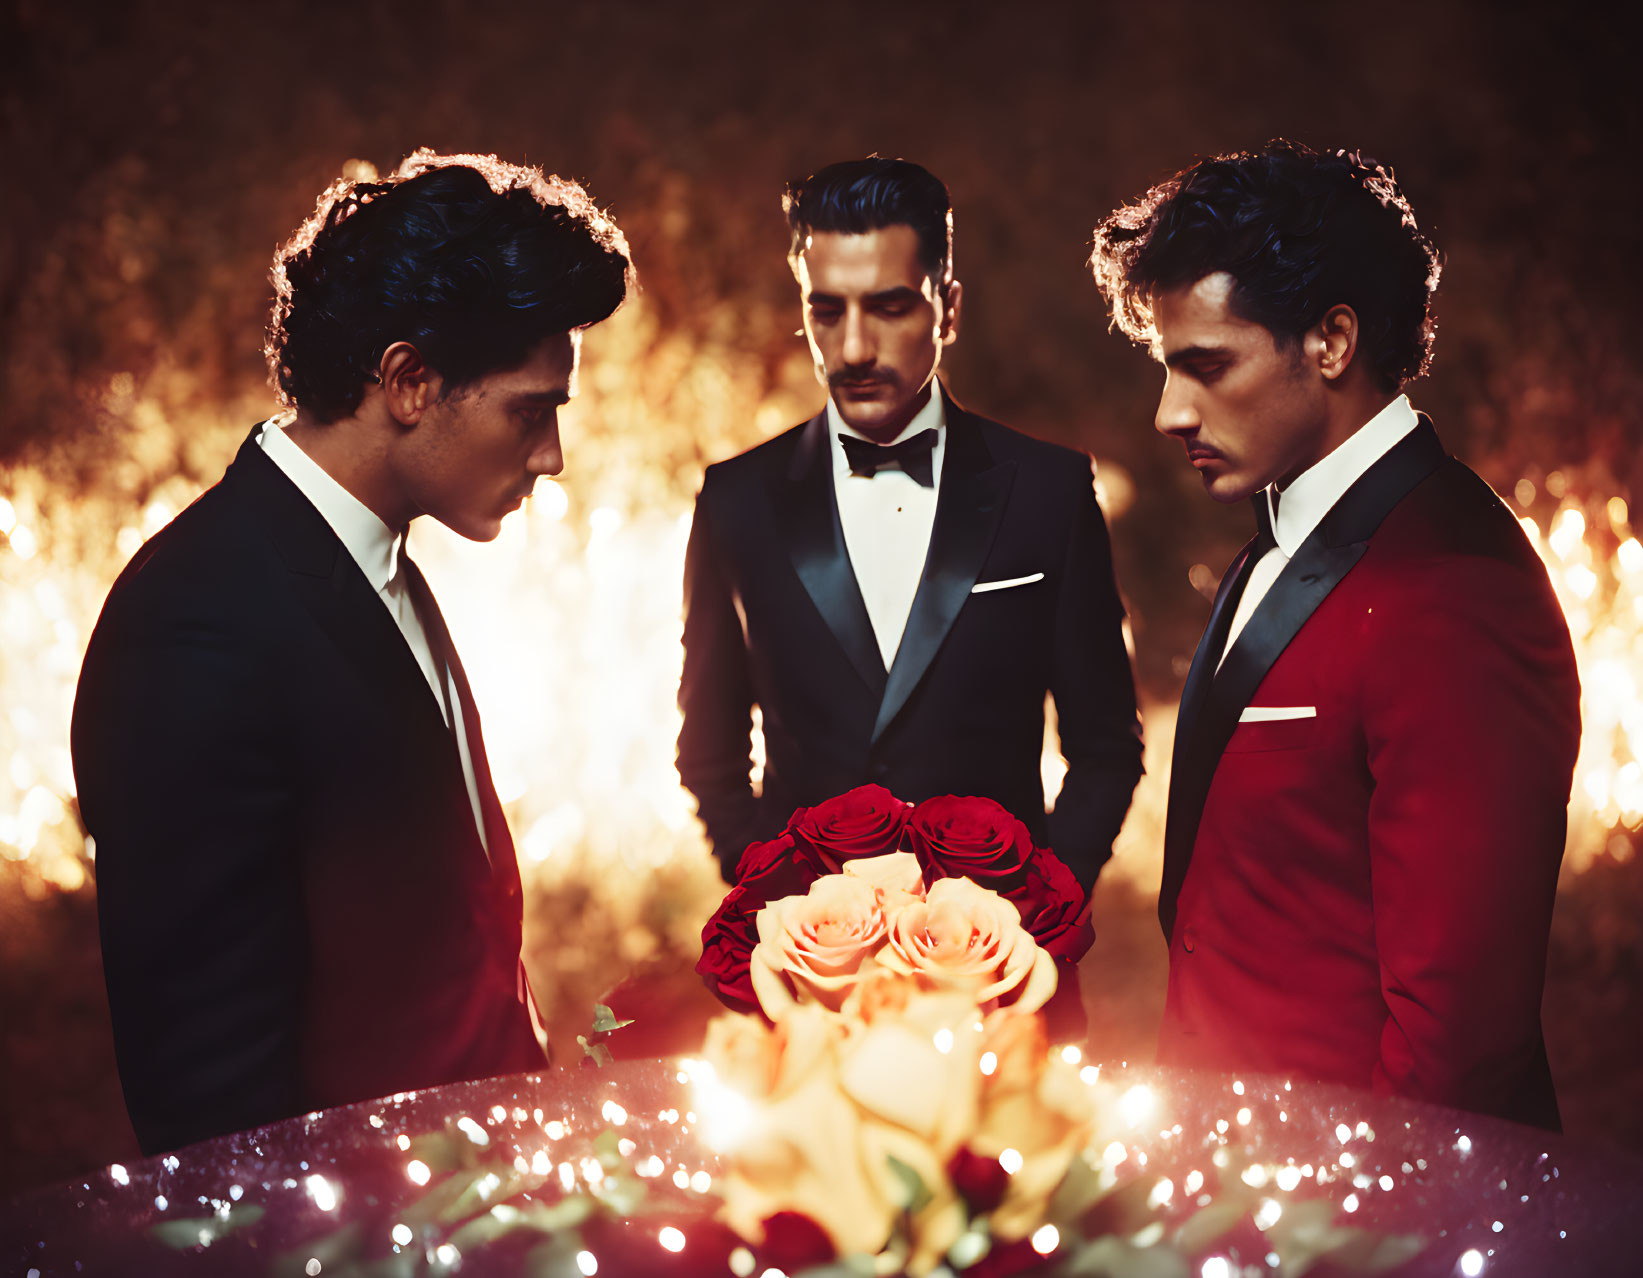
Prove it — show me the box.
[72,429,542,1155]
[677,392,1143,886]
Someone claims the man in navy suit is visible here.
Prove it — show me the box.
[677,158,1143,887]
[73,151,632,1153]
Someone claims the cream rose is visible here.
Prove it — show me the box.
[965,1009,1098,1241]
[841,849,926,910]
[749,874,889,1016]
[700,1005,902,1259]
[877,876,1057,1013]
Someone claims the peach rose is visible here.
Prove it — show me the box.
[841,849,926,910]
[877,876,1058,1013]
[964,1009,1099,1240]
[749,874,889,1016]
[834,973,986,1275]
[699,1005,902,1259]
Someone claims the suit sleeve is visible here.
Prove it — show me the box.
[676,474,763,880]
[1045,467,1145,890]
[73,592,304,1154]
[1362,551,1580,1126]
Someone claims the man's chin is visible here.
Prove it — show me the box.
[836,398,916,441]
[1200,471,1261,505]
[434,514,505,543]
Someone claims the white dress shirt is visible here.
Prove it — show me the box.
[827,385,948,670]
[1219,395,1421,667]
[258,420,491,856]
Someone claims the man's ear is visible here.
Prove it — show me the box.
[378,342,443,426]
[940,278,963,347]
[1312,304,1359,382]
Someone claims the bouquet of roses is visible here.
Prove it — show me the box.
[696,784,1094,1023]
[683,786,1106,1273]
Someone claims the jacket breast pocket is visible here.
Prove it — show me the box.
[1222,713,1318,753]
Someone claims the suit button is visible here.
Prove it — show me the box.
[1181,926,1197,954]
[869,763,890,780]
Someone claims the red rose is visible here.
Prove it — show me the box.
[789,784,910,869]
[907,794,1036,894]
[697,829,828,1011]
[1011,850,1095,963]
[946,1146,1011,1214]
[757,1211,836,1272]
[909,795,1093,963]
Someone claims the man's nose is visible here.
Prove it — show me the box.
[840,307,874,367]
[528,419,564,477]
[1154,373,1199,437]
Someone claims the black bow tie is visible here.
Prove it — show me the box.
[840,429,938,487]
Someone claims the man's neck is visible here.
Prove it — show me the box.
[284,410,413,532]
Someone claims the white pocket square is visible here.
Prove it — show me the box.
[1238,705,1317,723]
[971,572,1045,594]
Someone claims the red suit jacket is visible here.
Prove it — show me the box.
[1157,419,1580,1130]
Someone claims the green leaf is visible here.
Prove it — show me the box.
[885,1153,933,1215]
[1060,1234,1192,1278]
[590,1003,635,1034]
[1047,1154,1107,1224]
[1263,1202,1425,1277]
[270,1221,366,1278]
[149,1202,266,1250]
[526,1234,592,1278]
[406,1130,467,1174]
[1169,1198,1248,1255]
[592,1127,624,1167]
[789,1257,878,1278]
[577,1035,613,1068]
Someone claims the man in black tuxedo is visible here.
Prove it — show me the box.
[72,152,632,1154]
[678,158,1143,886]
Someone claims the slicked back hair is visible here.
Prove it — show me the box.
[784,157,954,290]
[1090,140,1441,391]
[267,149,634,423]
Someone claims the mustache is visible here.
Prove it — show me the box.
[828,367,898,392]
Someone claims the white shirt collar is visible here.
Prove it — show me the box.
[258,419,403,592]
[826,379,948,472]
[1267,394,1420,556]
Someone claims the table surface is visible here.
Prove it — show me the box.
[4,1059,1642,1277]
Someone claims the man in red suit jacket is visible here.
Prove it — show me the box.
[1090,141,1581,1129]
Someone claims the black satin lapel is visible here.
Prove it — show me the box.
[1171,540,1261,772]
[779,415,887,696]
[1157,415,1448,939]
[1158,538,1261,937]
[870,430,1015,745]
[229,433,453,740]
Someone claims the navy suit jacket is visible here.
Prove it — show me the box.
[677,392,1144,887]
[72,429,542,1154]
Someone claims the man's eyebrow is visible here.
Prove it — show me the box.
[864,286,924,304]
[805,286,925,306]
[512,389,572,406]
[1162,344,1231,369]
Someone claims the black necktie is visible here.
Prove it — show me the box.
[1250,488,1278,556]
[840,429,938,487]
[399,555,524,912]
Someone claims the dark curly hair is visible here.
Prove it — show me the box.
[784,157,954,289]
[267,150,634,423]
[1090,140,1441,391]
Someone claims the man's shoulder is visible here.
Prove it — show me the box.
[1379,456,1534,564]
[95,457,279,638]
[702,420,810,482]
[1361,455,1561,623]
[957,408,1093,481]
